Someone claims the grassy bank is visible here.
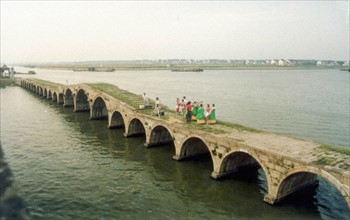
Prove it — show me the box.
[0,78,15,88]
[26,78,62,88]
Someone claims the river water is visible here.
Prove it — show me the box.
[1,67,349,219]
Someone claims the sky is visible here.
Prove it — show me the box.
[1,1,349,63]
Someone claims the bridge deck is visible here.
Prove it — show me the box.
[23,78,350,175]
[88,83,350,172]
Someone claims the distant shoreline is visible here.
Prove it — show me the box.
[18,64,349,72]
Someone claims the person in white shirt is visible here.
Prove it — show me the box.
[142,92,149,105]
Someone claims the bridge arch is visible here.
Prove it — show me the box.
[216,150,270,191]
[178,136,212,164]
[58,93,64,104]
[52,92,57,102]
[125,118,145,137]
[91,96,108,120]
[48,90,52,99]
[33,85,37,94]
[75,89,90,112]
[274,166,350,208]
[109,111,125,129]
[43,88,48,97]
[64,88,74,107]
[38,87,43,96]
[146,125,174,148]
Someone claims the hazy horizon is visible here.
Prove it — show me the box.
[1,1,349,63]
[3,58,348,67]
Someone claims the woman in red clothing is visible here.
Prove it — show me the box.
[186,101,192,123]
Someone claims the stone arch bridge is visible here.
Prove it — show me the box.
[19,78,350,208]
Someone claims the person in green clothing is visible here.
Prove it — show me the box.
[209,104,216,123]
[192,101,198,120]
[196,103,206,123]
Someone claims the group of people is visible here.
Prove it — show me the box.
[176,96,216,124]
[142,93,217,123]
[143,93,162,117]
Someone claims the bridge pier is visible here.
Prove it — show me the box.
[123,132,145,138]
[144,141,173,148]
[108,124,124,129]
[211,171,222,179]
[172,152,211,161]
[172,155,182,160]
[63,96,74,107]
[74,104,90,112]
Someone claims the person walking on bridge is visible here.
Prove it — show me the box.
[186,101,192,123]
[142,93,149,106]
[175,98,180,115]
[155,97,161,117]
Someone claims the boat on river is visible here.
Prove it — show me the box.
[171,68,204,72]
[14,70,36,75]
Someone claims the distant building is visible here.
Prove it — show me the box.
[285,60,294,66]
[278,59,285,66]
[316,60,323,66]
[0,65,10,78]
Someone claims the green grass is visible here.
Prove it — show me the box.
[80,83,264,135]
[27,78,62,89]
[0,78,15,88]
[87,83,172,113]
[87,83,144,108]
[313,144,350,167]
[314,156,336,166]
[319,144,350,156]
[87,83,240,134]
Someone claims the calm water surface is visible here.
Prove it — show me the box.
[1,68,349,219]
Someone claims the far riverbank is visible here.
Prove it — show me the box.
[16,64,350,72]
